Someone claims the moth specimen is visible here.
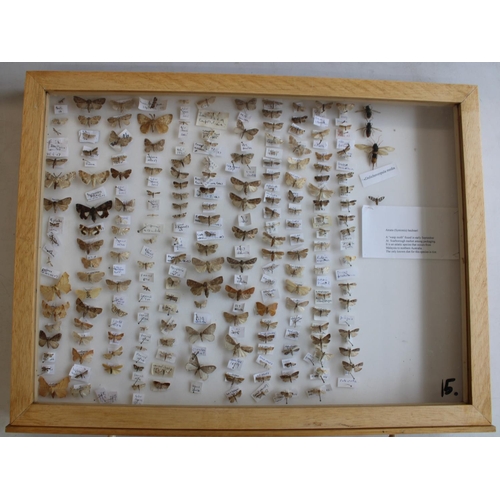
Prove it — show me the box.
[230,153,254,165]
[38,376,70,398]
[339,347,361,358]
[144,166,163,175]
[342,361,363,375]
[38,331,62,349]
[231,226,258,241]
[46,158,68,169]
[287,249,308,261]
[40,272,71,301]
[196,242,219,255]
[75,200,112,222]
[102,363,123,374]
[171,166,189,179]
[144,138,165,152]
[265,133,283,145]
[81,256,102,269]
[75,298,102,319]
[197,96,216,108]
[339,298,357,311]
[262,109,282,119]
[73,96,106,113]
[185,353,216,380]
[194,300,207,309]
[109,98,134,112]
[288,135,311,156]
[71,384,92,398]
[262,232,285,247]
[229,193,262,211]
[340,227,356,237]
[152,381,171,391]
[77,271,105,283]
[225,373,245,386]
[313,101,334,115]
[173,181,189,189]
[44,171,75,189]
[72,348,94,364]
[223,312,249,325]
[262,171,280,181]
[338,283,357,296]
[235,98,257,110]
[339,328,360,345]
[160,318,177,332]
[103,346,124,360]
[235,119,259,140]
[355,141,395,167]
[224,334,254,357]
[264,207,280,219]
[192,257,225,273]
[368,196,385,205]
[111,304,128,317]
[107,114,132,128]
[41,300,69,320]
[109,251,130,263]
[196,214,221,226]
[336,172,354,183]
[285,279,311,296]
[115,198,135,212]
[261,249,284,261]
[225,285,255,301]
[171,154,191,169]
[284,264,304,277]
[340,199,357,212]
[186,276,224,297]
[336,102,355,115]
[76,238,104,255]
[44,197,72,213]
[280,371,299,382]
[308,183,334,200]
[255,302,278,317]
[108,332,125,343]
[226,257,257,272]
[230,177,261,194]
[137,113,173,134]
[285,297,309,312]
[110,168,132,180]
[105,279,132,292]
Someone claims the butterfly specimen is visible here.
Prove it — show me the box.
[111,304,128,317]
[41,300,70,320]
[45,158,68,169]
[110,168,132,180]
[102,363,123,374]
[108,332,125,343]
[81,256,102,269]
[137,113,173,134]
[76,298,102,319]
[103,346,123,360]
[355,141,395,167]
[261,249,284,261]
[186,276,224,297]
[287,249,308,261]
[368,196,385,205]
[280,371,299,383]
[284,264,304,277]
[262,109,282,119]
[255,302,278,317]
[44,197,72,213]
[262,232,285,247]
[71,384,92,398]
[230,177,261,194]
[288,135,311,156]
[44,171,75,190]
[226,257,257,273]
[223,312,249,326]
[78,115,101,127]
[224,334,253,357]
[75,200,112,222]
[234,119,259,141]
[109,251,130,263]
[78,170,110,188]
[192,257,225,273]
[338,283,357,296]
[287,157,310,171]
[285,297,309,312]
[196,242,219,255]
[40,272,71,301]
[313,101,334,114]
[105,279,132,292]
[186,353,216,380]
[107,114,132,128]
[231,226,258,241]
[76,238,104,255]
[72,347,94,364]
[171,154,191,169]
[73,96,106,113]
[225,285,255,301]
[38,331,62,349]
[77,271,105,283]
[229,193,262,211]
[285,279,311,296]
[186,323,216,343]
[230,153,254,165]
[115,198,135,212]
[38,376,70,398]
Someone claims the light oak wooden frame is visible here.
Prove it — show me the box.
[7,71,494,436]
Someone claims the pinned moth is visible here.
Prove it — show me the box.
[231,153,254,165]
[196,242,219,255]
[261,249,284,261]
[38,376,70,398]
[223,311,249,325]
[308,183,334,200]
[137,113,173,134]
[225,285,255,301]
[171,154,191,169]
[339,298,357,312]
[44,197,72,213]
[186,353,216,380]
[235,98,257,110]
[73,96,106,113]
[339,328,360,345]
[226,257,257,272]
[110,168,132,180]
[229,193,262,211]
[186,323,216,343]
[192,257,225,273]
[285,279,311,296]
[235,119,259,140]
[38,331,62,349]
[197,96,216,109]
[40,272,71,301]
[280,371,299,382]
[255,302,278,317]
[368,195,385,205]
[41,300,70,320]
[338,283,357,296]
[109,130,132,150]
[75,200,112,222]
[285,297,309,312]
[186,276,224,297]
[288,135,311,156]
[262,232,285,247]
[231,226,258,241]
[225,373,245,386]
[230,177,261,194]
[287,249,308,261]
[45,171,76,189]
[224,334,254,357]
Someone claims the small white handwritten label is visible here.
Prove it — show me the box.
[193,312,211,324]
[265,147,282,159]
[145,154,159,164]
[139,272,154,283]
[256,355,273,368]
[109,318,123,330]
[113,238,127,249]
[335,267,358,281]
[229,326,245,338]
[234,274,248,285]
[141,246,154,259]
[316,276,331,287]
[168,264,186,278]
[113,264,126,276]
[41,267,61,279]
[227,358,243,371]
[115,185,127,196]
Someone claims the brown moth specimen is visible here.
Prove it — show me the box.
[137,113,173,134]
[342,361,363,375]
[38,376,70,398]
[313,101,334,114]
[258,332,276,343]
[73,96,106,113]
[340,227,356,237]
[72,348,94,364]
[144,166,163,175]
[72,332,93,345]
[82,147,99,157]
[109,98,134,112]
[260,319,278,331]
[226,257,257,272]
[313,163,332,173]
[102,363,123,374]
[144,138,165,152]
[152,381,171,391]
[75,200,112,222]
[284,264,304,277]
[338,283,357,296]
[160,318,177,332]
[115,198,135,212]
[230,177,261,194]
[105,279,132,292]
[76,298,102,319]
[110,168,132,180]
[288,135,311,156]
[46,158,68,169]
[283,345,300,356]
[235,98,257,110]
[197,96,216,108]
[262,171,280,181]
[107,114,132,128]
[223,311,249,326]
[287,249,308,261]
[109,251,130,263]
[338,215,355,226]
[262,232,285,247]
[41,301,70,320]
[231,226,258,241]
[76,238,104,255]
[225,373,245,386]
[285,172,307,189]
[171,166,189,179]
[230,153,254,165]
[40,272,71,301]
[81,256,102,269]
[103,346,124,360]
[255,302,278,317]
[51,118,68,126]
[368,196,385,205]
[192,257,225,273]
[159,337,175,347]
[196,242,218,256]
[287,190,303,203]
[280,370,299,383]
[171,154,191,169]
[340,200,357,212]
[313,307,331,317]
[285,297,309,312]
[339,347,361,358]
[111,225,130,236]
[264,207,280,219]
[197,214,221,226]
[38,331,62,349]
[186,323,216,344]
[78,115,102,127]
[262,109,282,119]
[225,285,255,301]
[78,170,110,188]
[186,353,216,381]
[77,271,105,283]
[229,193,262,211]
[311,333,331,350]
[186,276,224,297]
[73,318,93,331]
[108,332,125,343]
[44,197,72,213]
[111,304,128,317]
[224,334,254,358]
[261,249,284,261]
[308,183,334,200]
[336,102,355,114]
[79,224,103,236]
[235,119,259,140]
[45,171,76,189]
